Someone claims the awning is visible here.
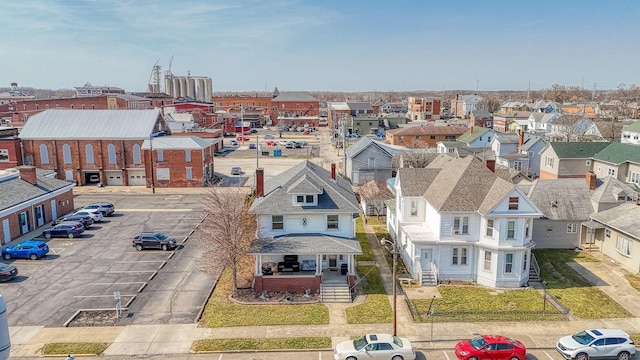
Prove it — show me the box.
[248,234,362,255]
[581,220,605,230]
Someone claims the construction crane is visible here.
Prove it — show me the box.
[147,58,161,93]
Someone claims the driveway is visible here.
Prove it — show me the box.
[0,193,219,327]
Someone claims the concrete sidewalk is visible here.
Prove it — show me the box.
[9,224,640,357]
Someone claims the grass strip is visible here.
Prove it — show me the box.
[355,217,374,261]
[192,337,331,352]
[42,342,109,356]
[346,265,392,323]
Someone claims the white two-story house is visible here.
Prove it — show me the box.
[386,154,542,288]
[248,161,361,299]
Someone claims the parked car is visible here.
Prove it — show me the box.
[88,174,100,183]
[231,166,242,175]
[132,232,178,251]
[264,134,274,139]
[230,140,239,146]
[334,334,415,360]
[73,208,104,222]
[0,263,17,282]
[2,240,49,260]
[83,202,115,217]
[278,140,289,146]
[293,141,302,148]
[236,135,250,141]
[455,335,527,360]
[42,222,85,239]
[285,142,294,149]
[556,329,635,360]
[265,141,277,146]
[250,129,257,133]
[53,214,94,228]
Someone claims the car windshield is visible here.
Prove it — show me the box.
[155,233,167,240]
[0,264,12,271]
[353,336,369,351]
[470,336,488,349]
[572,331,595,345]
[393,336,404,347]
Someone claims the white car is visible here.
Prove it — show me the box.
[73,208,104,222]
[334,334,415,360]
[278,140,289,146]
[556,329,636,360]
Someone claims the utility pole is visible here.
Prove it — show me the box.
[342,118,347,176]
[149,134,155,194]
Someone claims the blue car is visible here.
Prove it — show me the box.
[2,240,49,260]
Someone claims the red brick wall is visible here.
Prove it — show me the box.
[253,275,322,293]
[11,96,133,123]
[0,189,74,245]
[0,138,22,170]
[144,145,215,188]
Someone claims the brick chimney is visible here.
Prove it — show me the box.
[518,129,524,153]
[18,165,37,185]
[256,168,264,197]
[484,159,496,172]
[331,163,336,180]
[586,171,597,190]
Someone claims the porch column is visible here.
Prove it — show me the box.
[256,255,262,275]
[316,254,321,275]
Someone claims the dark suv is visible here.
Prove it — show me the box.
[83,202,115,217]
[132,232,178,251]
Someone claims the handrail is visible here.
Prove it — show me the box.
[531,253,540,278]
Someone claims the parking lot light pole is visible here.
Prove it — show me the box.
[381,237,398,336]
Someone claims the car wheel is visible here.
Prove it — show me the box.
[469,357,479,360]
[161,244,168,251]
[30,254,37,260]
[392,356,404,360]
[44,233,51,239]
[510,357,520,360]
[345,357,357,360]
[617,352,631,360]
[135,245,143,251]
[68,233,74,239]
[3,254,10,260]
[576,353,589,360]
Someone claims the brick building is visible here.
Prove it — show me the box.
[8,94,160,127]
[141,136,216,188]
[270,89,320,127]
[18,109,171,186]
[0,166,75,245]
[0,127,21,170]
[385,125,468,147]
[407,96,442,121]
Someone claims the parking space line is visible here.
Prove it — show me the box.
[88,281,147,292]
[443,350,450,360]
[74,294,136,298]
[107,270,156,273]
[543,350,555,360]
[116,261,165,263]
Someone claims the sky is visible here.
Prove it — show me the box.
[1,0,639,93]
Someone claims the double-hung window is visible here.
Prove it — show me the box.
[454,216,469,234]
[483,251,492,271]
[272,215,284,230]
[504,253,514,273]
[327,215,339,230]
[507,220,516,239]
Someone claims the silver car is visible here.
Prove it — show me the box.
[334,334,415,360]
[556,329,635,360]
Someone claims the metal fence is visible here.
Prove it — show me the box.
[404,290,570,323]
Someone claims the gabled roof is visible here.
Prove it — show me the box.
[527,178,593,220]
[494,132,520,144]
[328,102,349,111]
[272,92,318,102]
[424,155,514,212]
[593,142,640,165]
[471,109,492,118]
[19,109,163,140]
[249,161,359,215]
[0,169,74,212]
[548,142,610,159]
[347,102,373,111]
[457,127,491,143]
[591,202,640,239]
[287,174,322,195]
[520,134,546,152]
[591,176,638,204]
[141,136,213,150]
[386,125,467,136]
[345,136,405,158]
[396,168,440,197]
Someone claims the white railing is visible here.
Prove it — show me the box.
[531,253,540,278]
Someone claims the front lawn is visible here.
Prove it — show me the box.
[534,249,631,319]
[192,337,331,352]
[200,270,329,327]
[42,342,109,356]
[346,265,392,323]
[355,217,374,261]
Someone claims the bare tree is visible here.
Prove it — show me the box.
[392,147,437,169]
[357,181,392,221]
[196,188,256,293]
[476,94,501,113]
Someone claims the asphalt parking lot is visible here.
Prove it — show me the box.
[0,193,219,327]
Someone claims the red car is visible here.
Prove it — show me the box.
[455,335,526,360]
[265,141,277,146]
[236,135,250,141]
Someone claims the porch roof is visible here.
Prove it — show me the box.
[581,220,605,230]
[248,233,362,255]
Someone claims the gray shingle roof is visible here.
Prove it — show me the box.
[345,136,405,158]
[527,178,593,220]
[248,234,361,255]
[0,170,74,211]
[249,161,360,215]
[141,136,213,150]
[591,176,638,204]
[396,168,440,197]
[591,202,640,239]
[19,109,163,140]
[287,174,323,195]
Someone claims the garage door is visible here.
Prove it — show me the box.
[105,171,123,186]
[128,170,146,186]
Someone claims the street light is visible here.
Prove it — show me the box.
[381,237,401,336]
